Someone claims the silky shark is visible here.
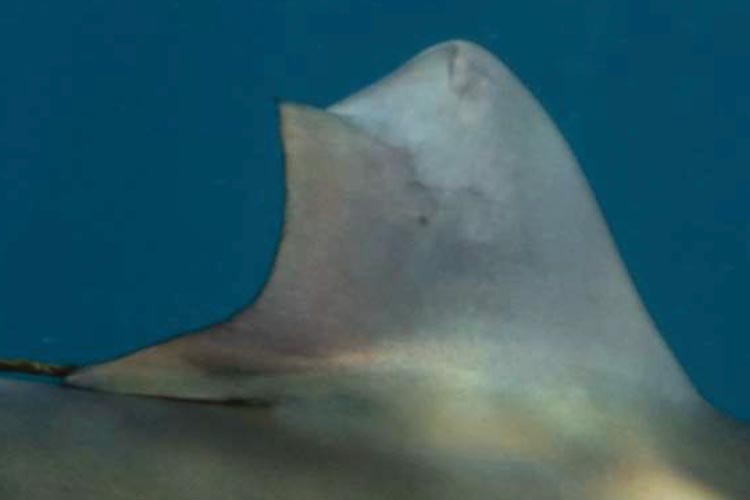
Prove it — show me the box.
[1,40,748,499]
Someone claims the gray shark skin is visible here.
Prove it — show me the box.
[1,40,748,499]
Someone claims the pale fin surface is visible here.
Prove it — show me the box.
[68,40,694,405]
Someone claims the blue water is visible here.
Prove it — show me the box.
[1,1,748,418]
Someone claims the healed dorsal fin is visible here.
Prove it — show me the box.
[67,40,697,405]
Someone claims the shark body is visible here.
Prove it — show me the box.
[1,40,748,499]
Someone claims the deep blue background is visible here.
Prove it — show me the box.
[1,1,748,418]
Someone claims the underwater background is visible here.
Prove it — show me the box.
[1,1,748,418]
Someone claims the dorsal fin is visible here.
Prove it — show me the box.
[67,40,697,405]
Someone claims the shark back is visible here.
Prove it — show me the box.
[2,40,749,500]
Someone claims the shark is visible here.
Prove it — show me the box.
[0,40,748,499]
